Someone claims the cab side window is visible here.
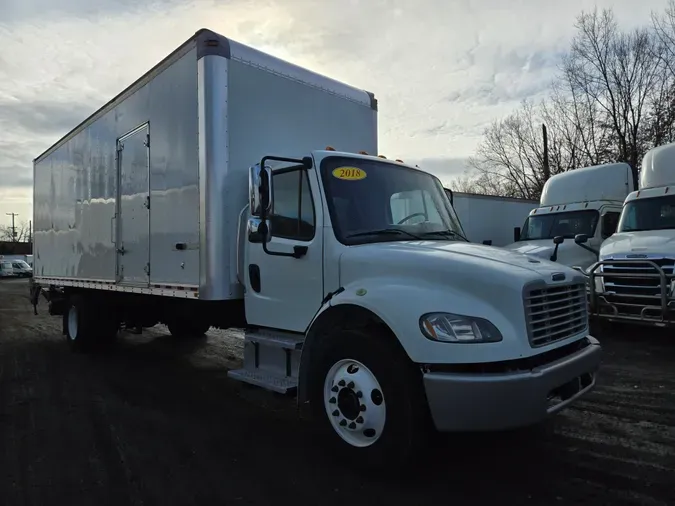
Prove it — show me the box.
[270,168,315,241]
[601,212,621,239]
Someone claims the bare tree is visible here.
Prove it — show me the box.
[455,7,669,199]
[0,221,30,242]
[563,8,664,187]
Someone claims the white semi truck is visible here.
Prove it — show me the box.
[504,163,634,270]
[31,28,601,468]
[590,142,675,326]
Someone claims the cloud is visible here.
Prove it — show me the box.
[0,0,669,226]
[409,157,471,185]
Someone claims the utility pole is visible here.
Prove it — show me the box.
[542,124,550,180]
[5,212,18,242]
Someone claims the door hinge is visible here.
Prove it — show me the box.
[144,134,150,148]
[144,263,150,276]
[117,142,124,152]
[144,195,150,209]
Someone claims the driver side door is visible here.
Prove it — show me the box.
[244,165,324,332]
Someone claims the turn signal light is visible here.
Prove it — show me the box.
[378,154,387,159]
[325,146,336,151]
[358,150,369,155]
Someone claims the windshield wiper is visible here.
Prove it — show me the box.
[420,230,469,242]
[346,228,424,240]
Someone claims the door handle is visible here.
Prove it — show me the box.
[111,214,116,244]
[117,246,126,255]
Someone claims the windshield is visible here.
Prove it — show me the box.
[520,210,599,241]
[618,195,675,232]
[320,156,466,245]
[14,261,30,269]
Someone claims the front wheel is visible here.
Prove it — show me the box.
[310,328,430,470]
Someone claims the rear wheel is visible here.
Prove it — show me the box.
[65,293,118,352]
[310,327,430,470]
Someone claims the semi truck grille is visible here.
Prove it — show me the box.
[596,259,675,319]
[601,259,674,298]
[524,283,588,347]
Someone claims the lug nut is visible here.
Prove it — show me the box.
[331,386,339,393]
[338,379,346,387]
[356,416,364,423]
[347,381,355,389]
[348,422,356,429]
[339,419,347,426]
[360,404,366,412]
[356,391,363,398]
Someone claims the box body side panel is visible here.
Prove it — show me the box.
[34,47,200,286]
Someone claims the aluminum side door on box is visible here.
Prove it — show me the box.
[244,165,324,332]
[116,123,151,286]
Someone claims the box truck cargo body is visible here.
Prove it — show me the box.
[32,28,601,469]
[446,191,536,246]
[33,29,377,301]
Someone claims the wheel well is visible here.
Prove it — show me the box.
[297,304,410,405]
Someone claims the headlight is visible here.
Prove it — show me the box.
[419,312,503,343]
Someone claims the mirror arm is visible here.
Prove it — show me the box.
[576,243,599,256]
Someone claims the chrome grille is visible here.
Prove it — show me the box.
[524,283,588,347]
[601,259,674,298]
[595,259,675,319]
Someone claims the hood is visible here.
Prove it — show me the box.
[600,230,675,259]
[339,240,581,287]
[504,240,598,269]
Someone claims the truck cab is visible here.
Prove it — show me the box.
[504,163,633,270]
[592,142,675,326]
[232,147,601,464]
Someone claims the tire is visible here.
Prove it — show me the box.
[309,327,431,471]
[65,293,118,352]
[167,319,210,338]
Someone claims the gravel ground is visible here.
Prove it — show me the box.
[0,277,674,506]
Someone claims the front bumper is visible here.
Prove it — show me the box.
[423,336,602,432]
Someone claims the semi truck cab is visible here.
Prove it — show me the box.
[592,142,675,326]
[505,163,633,270]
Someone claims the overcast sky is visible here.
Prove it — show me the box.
[0,0,666,227]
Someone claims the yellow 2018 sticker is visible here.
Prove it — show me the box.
[332,166,367,181]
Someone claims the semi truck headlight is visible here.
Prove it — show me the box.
[419,313,503,343]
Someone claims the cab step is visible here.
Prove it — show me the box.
[227,369,298,394]
[226,329,304,395]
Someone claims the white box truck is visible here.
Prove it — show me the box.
[591,142,675,326]
[503,163,634,270]
[31,28,601,468]
[444,190,537,246]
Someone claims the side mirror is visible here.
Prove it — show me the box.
[573,233,600,257]
[482,240,492,246]
[259,166,273,217]
[249,164,273,217]
[550,236,564,262]
[514,227,521,242]
[247,217,271,243]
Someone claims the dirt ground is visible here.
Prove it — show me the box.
[0,278,674,506]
